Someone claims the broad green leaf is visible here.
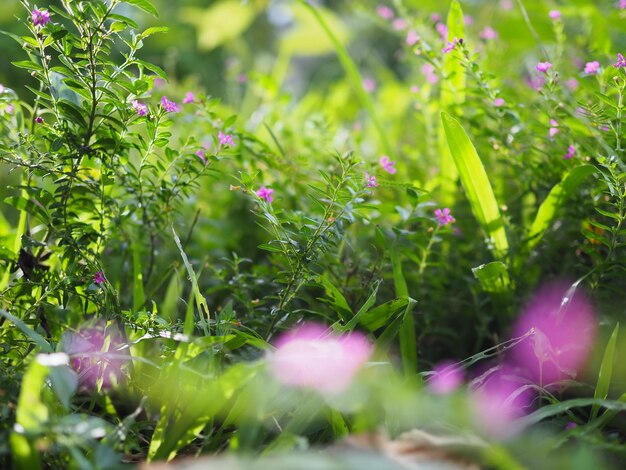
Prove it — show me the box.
[526,165,596,252]
[518,398,626,428]
[124,0,159,17]
[472,261,511,294]
[441,112,509,258]
[318,275,353,322]
[438,0,466,207]
[591,323,619,420]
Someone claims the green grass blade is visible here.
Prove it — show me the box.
[0,309,53,353]
[391,246,417,375]
[301,0,393,157]
[591,323,619,420]
[441,112,509,258]
[132,239,146,313]
[438,0,466,207]
[526,165,596,252]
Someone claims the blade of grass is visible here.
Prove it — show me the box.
[301,0,393,158]
[391,246,417,375]
[441,112,509,258]
[591,323,619,420]
[0,309,53,352]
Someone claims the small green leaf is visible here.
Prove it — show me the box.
[591,323,619,420]
[472,261,511,294]
[124,0,159,17]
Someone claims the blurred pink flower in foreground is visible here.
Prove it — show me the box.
[183,92,195,104]
[379,155,397,174]
[376,5,394,20]
[494,97,506,107]
[510,281,597,385]
[406,30,420,46]
[268,324,372,394]
[421,63,438,84]
[63,325,128,389]
[428,362,464,394]
[549,10,561,20]
[584,61,600,75]
[471,365,534,438]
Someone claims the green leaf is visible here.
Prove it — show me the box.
[124,0,159,17]
[318,275,353,322]
[526,165,596,253]
[0,309,53,352]
[472,261,511,294]
[441,112,509,258]
[591,323,619,420]
[138,26,169,40]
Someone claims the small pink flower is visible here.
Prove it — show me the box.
[565,78,579,90]
[548,10,561,20]
[268,324,372,395]
[584,61,600,75]
[32,9,51,27]
[196,149,207,164]
[430,13,441,23]
[442,37,460,54]
[256,186,274,203]
[237,73,247,83]
[613,53,626,69]
[379,155,397,174]
[94,271,105,285]
[410,85,420,94]
[500,0,514,10]
[160,96,179,113]
[549,119,559,138]
[494,97,506,107]
[536,62,553,73]
[435,23,448,39]
[406,30,420,46]
[392,18,407,30]
[435,207,455,226]
[464,15,474,26]
[363,78,377,93]
[564,145,576,159]
[428,362,464,394]
[421,63,438,84]
[365,173,378,189]
[480,26,498,41]
[182,92,195,104]
[218,131,234,147]
[376,5,394,20]
[5,104,14,115]
[132,100,148,116]
[35,116,43,124]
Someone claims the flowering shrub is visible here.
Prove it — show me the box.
[1,0,626,468]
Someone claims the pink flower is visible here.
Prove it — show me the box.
[363,78,377,93]
[131,100,148,116]
[94,271,105,285]
[421,63,438,84]
[392,18,407,30]
[196,149,207,164]
[160,96,179,113]
[480,26,498,41]
[464,15,474,26]
[536,62,553,73]
[564,145,576,159]
[256,186,274,203]
[510,280,597,385]
[428,362,464,394]
[494,97,506,107]
[182,92,195,104]
[548,10,561,20]
[410,85,420,93]
[613,53,626,69]
[430,13,441,23]
[549,118,559,138]
[32,9,51,27]
[470,365,534,438]
[268,324,372,395]
[435,23,448,39]
[379,155,397,174]
[365,173,378,188]
[237,73,247,84]
[218,131,234,147]
[584,61,600,75]
[5,104,14,115]
[526,75,545,90]
[442,37,460,54]
[620,0,626,9]
[565,78,579,90]
[406,30,420,46]
[500,0,514,10]
[376,5,394,20]
[35,116,43,124]
[434,207,455,226]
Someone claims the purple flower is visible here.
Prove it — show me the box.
[564,145,576,159]
[363,78,377,93]
[160,96,179,113]
[479,26,498,41]
[494,97,506,107]
[376,5,394,20]
[620,0,626,9]
[548,10,561,20]
[268,323,372,395]
[35,116,43,124]
[421,63,438,84]
[435,22,448,39]
[365,173,378,189]
[510,280,597,385]
[182,92,195,104]
[406,30,420,46]
[536,62,553,74]
[218,131,234,147]
[613,53,626,69]
[428,362,464,394]
[132,100,148,116]
[565,422,577,430]
[196,149,207,164]
[434,207,455,226]
[256,186,274,203]
[379,155,397,174]
[94,271,105,285]
[32,9,51,27]
[442,37,460,54]
[549,118,559,138]
[584,61,600,75]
